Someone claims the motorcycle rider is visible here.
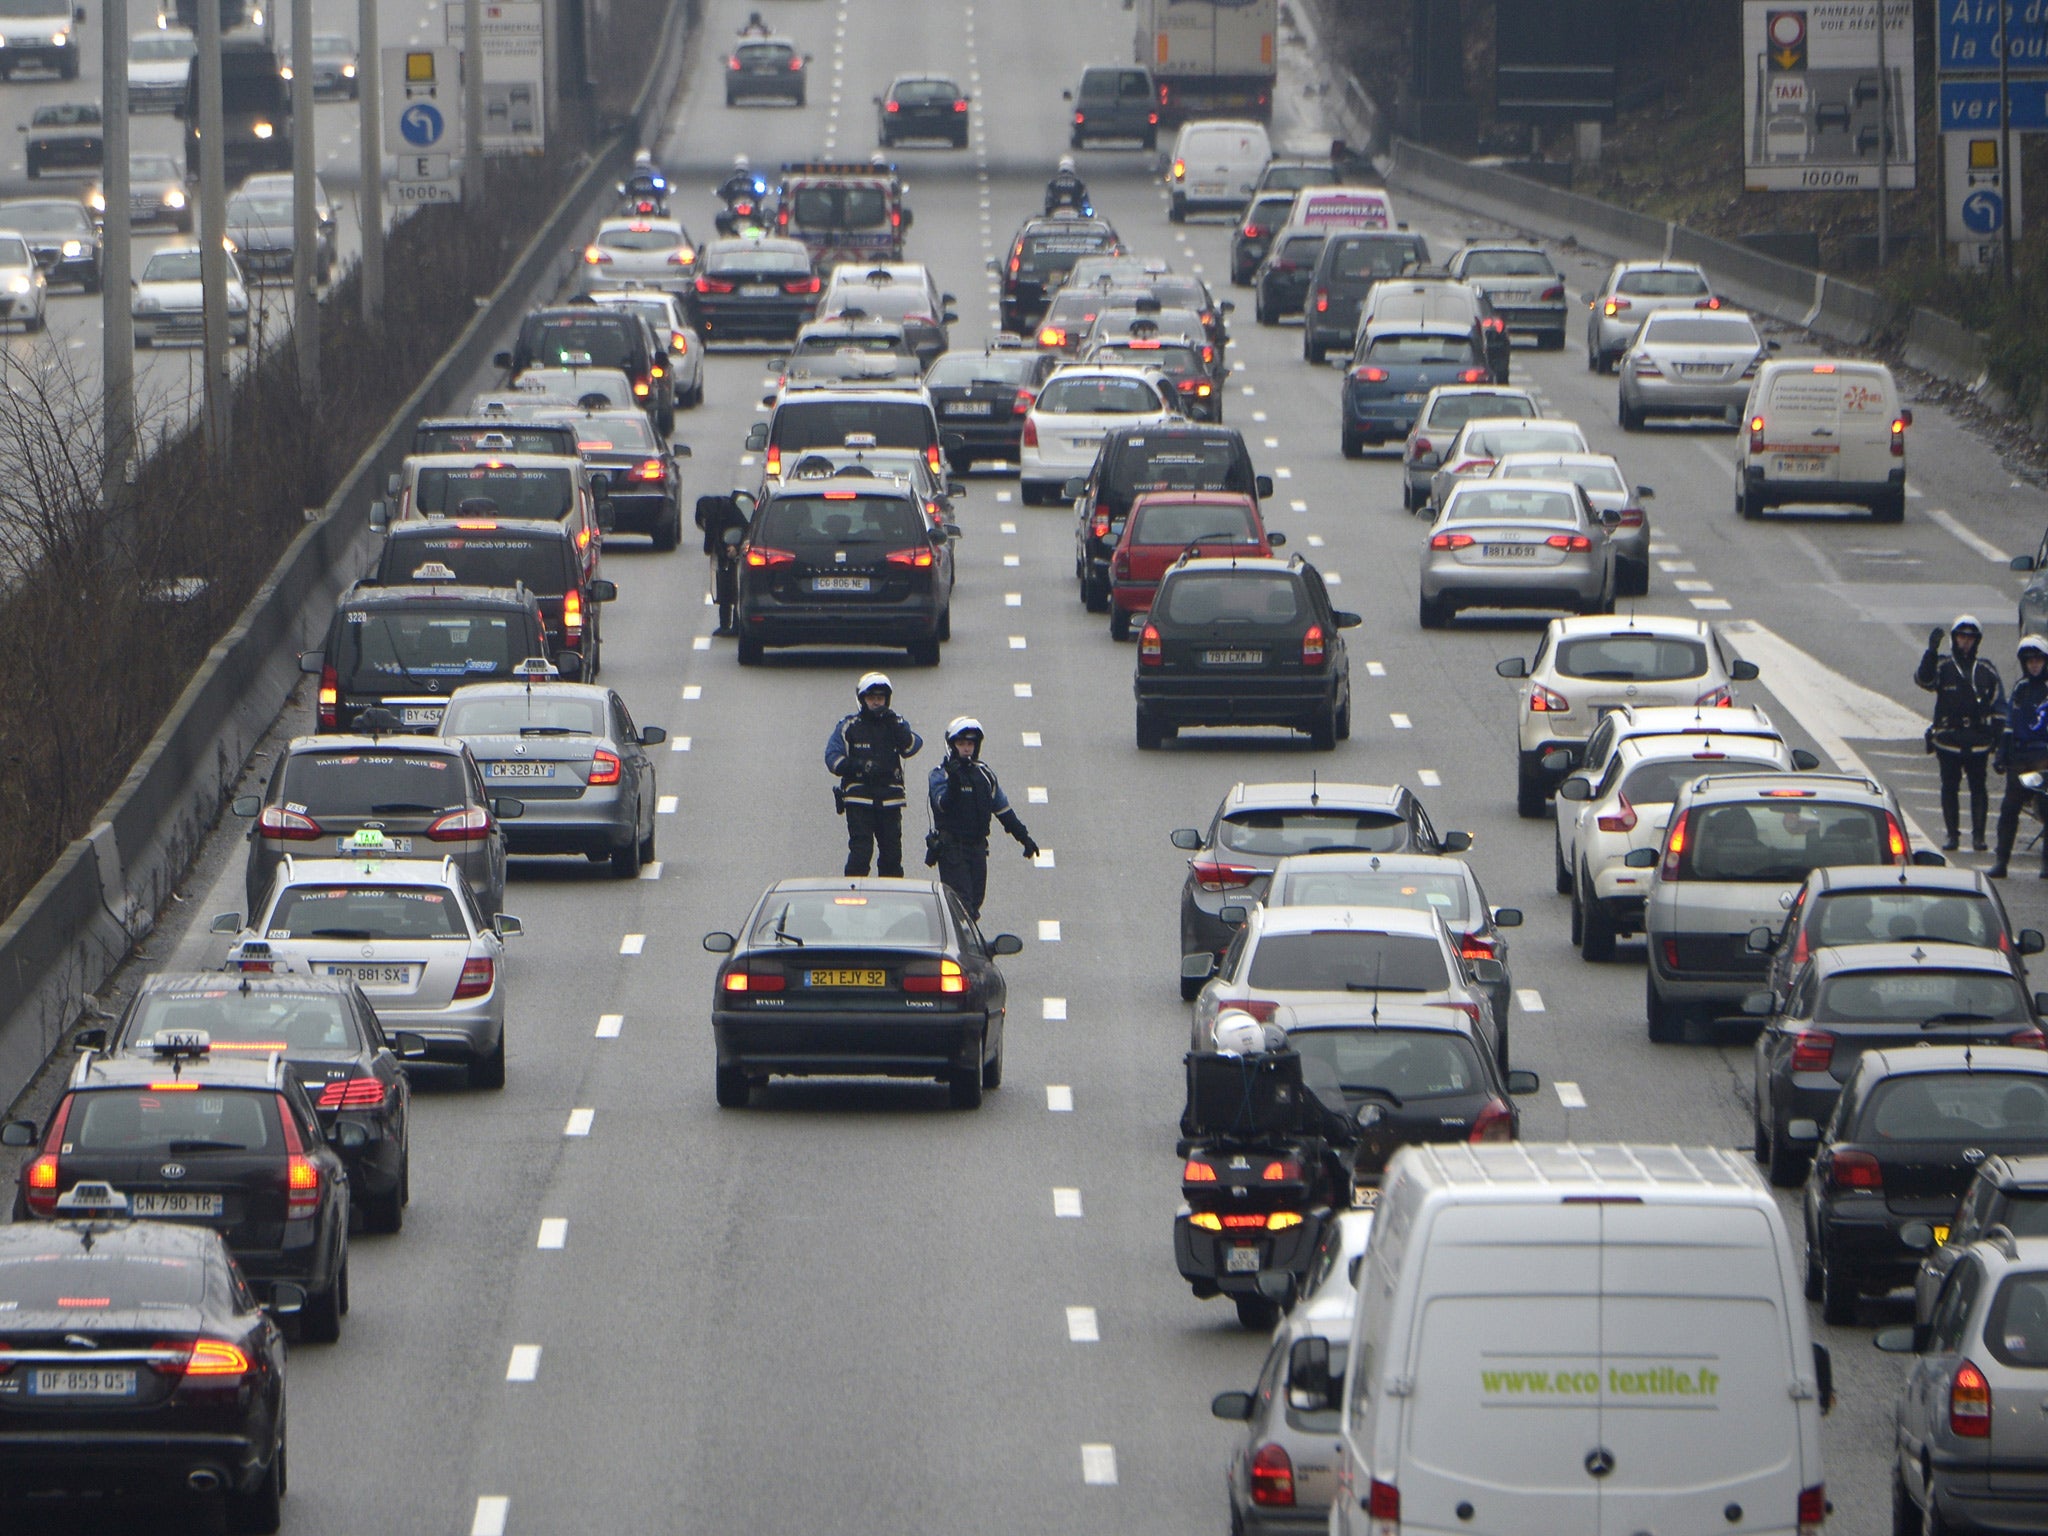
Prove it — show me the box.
[1044,156,1090,216]
[825,674,923,877]
[622,148,669,213]
[1915,614,2003,852]
[925,717,1038,920]
[739,10,771,35]
[717,153,762,208]
[692,493,751,636]
[1990,635,2048,878]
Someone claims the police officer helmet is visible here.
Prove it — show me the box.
[1952,614,1983,640]
[733,153,749,170]
[633,148,654,168]
[1058,155,1076,174]
[856,671,893,700]
[945,716,984,744]
[2021,636,2048,663]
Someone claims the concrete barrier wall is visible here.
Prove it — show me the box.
[0,2,697,1110]
[1904,306,1991,391]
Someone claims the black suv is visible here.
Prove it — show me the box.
[1133,555,1360,751]
[300,583,570,734]
[998,212,1120,334]
[721,482,958,666]
[1252,228,1326,325]
[5,1036,352,1341]
[1302,230,1433,363]
[1070,422,1273,612]
[496,306,669,434]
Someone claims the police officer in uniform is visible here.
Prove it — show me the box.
[1915,614,2003,852]
[825,674,923,877]
[1991,636,2048,878]
[925,717,1038,920]
[1044,156,1089,216]
[693,493,751,636]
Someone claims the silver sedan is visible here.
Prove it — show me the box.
[1617,309,1773,430]
[587,287,705,409]
[1586,260,1716,371]
[1425,416,1589,514]
[1419,477,1616,628]
[580,217,697,294]
[1489,451,1653,597]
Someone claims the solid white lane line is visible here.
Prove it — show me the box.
[1418,769,1442,786]
[1005,592,1022,606]
[637,862,661,881]
[657,795,678,813]
[1689,597,1733,611]
[537,1219,567,1249]
[1027,786,1048,803]
[681,684,702,700]
[1517,989,1546,1013]
[1925,505,2011,563]
[1022,731,1042,746]
[620,934,645,955]
[1081,1445,1118,1484]
[1038,920,1062,941]
[506,1346,541,1382]
[692,635,710,650]
[1053,1188,1083,1216]
[1014,682,1033,697]
[1043,996,1067,1019]
[595,1014,623,1038]
[671,736,690,752]
[1555,1081,1587,1110]
[1390,713,1413,729]
[1009,635,1027,649]
[564,1109,594,1137]
[472,1497,510,1536]
[1047,1085,1074,1111]
[1366,661,1386,676]
[1067,1306,1100,1342]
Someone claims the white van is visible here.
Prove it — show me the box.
[1737,356,1908,522]
[1332,1143,1829,1536]
[1167,119,1271,222]
[1291,185,1397,232]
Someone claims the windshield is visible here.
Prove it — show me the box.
[1816,970,2028,1025]
[128,990,358,1053]
[1271,867,1470,919]
[1332,237,1425,279]
[67,1088,277,1155]
[1016,229,1117,278]
[1812,890,2002,949]
[141,250,203,282]
[1555,636,1707,681]
[1426,393,1533,430]
[1617,269,1709,297]
[1130,499,1258,546]
[1293,1028,1485,1101]
[1617,757,1778,806]
[0,1249,205,1310]
[278,750,464,814]
[441,693,604,736]
[747,889,941,946]
[523,317,635,369]
[704,247,811,277]
[1221,810,1409,857]
[1499,459,1626,496]
[541,412,658,451]
[131,32,196,59]
[1037,376,1160,415]
[227,195,291,223]
[1859,1072,2048,1142]
[599,224,684,252]
[796,332,907,355]
[335,609,528,690]
[735,42,792,64]
[1643,316,1761,347]
[772,401,934,452]
[1465,426,1585,457]
[789,186,890,230]
[266,884,468,940]
[3,202,89,235]
[412,467,573,519]
[0,238,27,267]
[925,354,1033,388]
[1445,487,1581,523]
[1365,334,1476,366]
[892,79,958,103]
[1463,250,1552,277]
[1679,801,1892,883]
[759,494,926,545]
[383,533,569,594]
[1161,571,1301,626]
[131,154,182,180]
[1247,932,1450,993]
[412,425,576,456]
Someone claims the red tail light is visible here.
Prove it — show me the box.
[1661,809,1690,880]
[1696,295,1724,310]
[1313,288,1329,313]
[722,963,786,993]
[1790,927,1809,969]
[454,957,495,1001]
[22,1095,70,1216]
[1091,511,1111,541]
[953,99,968,112]
[745,545,795,567]
[885,546,935,568]
[1012,389,1035,415]
[582,246,611,266]
[1302,624,1327,666]
[1352,366,1389,383]
[1885,815,1908,863]
[903,958,967,994]
[765,444,782,478]
[1788,1030,1835,1072]
[1457,368,1489,382]
[1073,111,1085,125]
[1829,1149,1883,1192]
[318,1077,387,1109]
[632,457,665,483]
[587,749,622,786]
[1891,417,1907,456]
[1596,793,1637,833]
[1539,283,1564,300]
[276,1097,320,1217]
[1370,1479,1401,1525]
[1139,623,1162,665]
[1430,531,1475,550]
[257,804,322,840]
[1546,533,1593,551]
[1696,684,1733,707]
[926,444,942,474]
[1470,1097,1514,1142]
[1183,1158,1217,1181]
[731,200,752,218]
[1241,222,1262,240]
[1190,858,1260,891]
[1798,1484,1826,1535]
[1528,684,1569,713]
[154,1337,251,1379]
[695,275,736,295]
[1261,1158,1302,1181]
[425,805,490,842]
[1459,935,1496,962]
[783,275,821,295]
[1951,1361,1991,1437]
[1603,297,1631,315]
[1749,415,1766,452]
[2011,1026,2047,1049]
[1482,316,1506,333]
[1249,1443,1295,1507]
[727,55,740,69]
[318,663,338,729]
[1022,417,1039,448]
[1409,436,1432,460]
[1618,505,1644,526]
[884,99,900,112]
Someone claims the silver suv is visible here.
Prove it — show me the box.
[1879,1231,2048,1536]
[1635,771,1929,1042]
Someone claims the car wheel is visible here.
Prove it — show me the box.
[1586,344,1598,372]
[1082,572,1110,614]
[1136,709,1167,751]
[1873,492,1906,524]
[1544,331,1566,351]
[714,1065,752,1107]
[948,1055,985,1109]
[1620,558,1649,597]
[470,1028,506,1090]
[795,88,806,106]
[1516,751,1546,819]
[1804,1223,1825,1301]
[1418,593,1451,629]
[1335,695,1351,741]
[1234,1294,1281,1330]
[23,308,42,333]
[224,1435,284,1534]
[299,1254,345,1344]
[1568,879,1584,946]
[1019,481,1045,507]
[947,453,972,478]
[1579,867,1616,961]
[1766,1117,1807,1189]
[82,266,102,295]
[1341,429,1364,460]
[1739,483,1763,520]
[1554,834,1572,895]
[1618,395,1643,432]
[736,635,764,666]
[1820,1236,1859,1326]
[907,634,941,667]
[59,51,77,80]
[1646,974,1684,1043]
[981,1036,1003,1089]
[1309,704,1338,752]
[1891,1470,1921,1536]
[1144,132,1158,150]
[610,831,643,879]
[651,508,681,552]
[1109,605,1131,641]
[1754,1115,1771,1165]
[177,211,194,234]
[1304,338,1325,364]
[361,1167,404,1234]
[937,605,952,642]
[1169,195,1186,224]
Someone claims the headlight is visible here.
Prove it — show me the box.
[251,121,273,140]
[59,240,81,257]
[88,190,105,212]
[7,276,30,295]
[341,62,355,77]
[50,29,67,44]
[163,188,186,208]
[278,63,291,79]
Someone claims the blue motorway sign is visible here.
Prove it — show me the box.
[1939,1,2048,72]
[1940,75,2048,128]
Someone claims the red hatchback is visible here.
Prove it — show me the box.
[1108,491,1282,639]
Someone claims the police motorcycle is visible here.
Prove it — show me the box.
[715,170,773,236]
[618,151,672,218]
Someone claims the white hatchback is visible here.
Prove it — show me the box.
[1018,364,1177,505]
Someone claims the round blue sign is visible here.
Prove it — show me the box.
[1962,188,2005,235]
[398,102,444,148]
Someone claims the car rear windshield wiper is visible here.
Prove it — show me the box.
[1571,670,1642,681]
[369,803,446,814]
[1346,980,1424,992]
[1295,844,1382,855]
[771,906,805,947]
[307,928,375,940]
[1922,1012,2002,1028]
[519,726,588,736]
[165,1139,248,1153]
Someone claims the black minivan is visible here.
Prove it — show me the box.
[1302,229,1433,363]
[1063,65,1157,149]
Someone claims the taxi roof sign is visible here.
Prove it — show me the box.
[54,1182,130,1217]
[513,656,561,680]
[348,827,392,856]
[148,1028,212,1058]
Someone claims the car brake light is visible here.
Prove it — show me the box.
[1409,436,1432,460]
[722,964,786,993]
[1696,295,1723,309]
[1172,158,1186,178]
[631,457,665,484]
[1618,505,1644,526]
[1302,624,1326,665]
[1313,288,1329,313]
[790,56,803,70]
[22,1095,68,1216]
[1353,366,1389,383]
[1190,858,1259,891]
[885,546,935,568]
[453,957,495,1001]
[318,1077,386,1109]
[1603,297,1631,315]
[1139,623,1162,665]
[1183,1158,1217,1181]
[1597,792,1637,833]
[1470,1097,1514,1142]
[257,804,322,840]
[1092,512,1111,540]
[1369,1479,1400,1532]
[1830,1149,1883,1192]
[1952,1361,1991,1437]
[746,545,795,567]
[1242,222,1263,239]
[318,663,338,729]
[1022,417,1039,448]
[1430,531,1475,550]
[927,444,942,473]
[561,588,584,647]
[587,749,622,786]
[1885,815,1908,862]
[1038,326,1066,347]
[1458,368,1489,382]
[1459,935,1496,962]
[1749,415,1766,452]
[953,99,968,112]
[727,55,740,69]
[1250,1443,1295,1507]
[695,276,736,295]
[783,275,821,295]
[903,958,967,994]
[1892,416,1908,456]
[152,1337,253,1379]
[425,805,490,842]
[1538,283,1564,300]
[1661,809,1689,880]
[1696,684,1733,707]
[2012,1026,2048,1049]
[1261,1158,1301,1181]
[764,445,782,477]
[1789,1030,1834,1072]
[1013,389,1035,416]
[1528,684,1569,712]
[1546,533,1593,551]
[1798,1484,1825,1536]
[275,1097,320,1216]
[1073,111,1085,125]
[884,99,900,112]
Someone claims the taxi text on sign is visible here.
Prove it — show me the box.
[1741,1,1918,191]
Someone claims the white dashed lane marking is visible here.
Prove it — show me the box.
[670,737,690,752]
[1306,535,1325,547]
[1038,920,1062,942]
[1066,1306,1100,1342]
[1390,713,1412,729]
[564,1109,595,1137]
[681,684,703,700]
[1043,996,1067,1018]
[1027,786,1048,803]
[1047,1085,1074,1111]
[1000,520,1016,532]
[1081,1445,1118,1485]
[692,635,710,650]
[596,1014,623,1038]
[1014,682,1033,697]
[1326,573,1342,585]
[1517,989,1547,1013]
[1690,597,1733,611]
[657,795,678,814]
[637,862,661,881]
[537,1219,568,1250]
[471,1497,510,1536]
[1034,849,1055,868]
[1022,731,1043,746]
[1289,499,1307,512]
[1418,769,1442,786]
[1555,1081,1588,1109]
[620,934,645,956]
[1365,661,1386,676]
[1053,1188,1083,1217]
[1673,580,1714,592]
[1003,553,1020,566]
[1005,593,1022,606]
[1658,560,1696,573]
[506,1346,541,1382]
[1009,635,1027,649]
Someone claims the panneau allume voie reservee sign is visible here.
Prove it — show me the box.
[1742,1,1916,191]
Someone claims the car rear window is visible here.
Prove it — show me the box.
[1037,376,1160,415]
[440,694,605,736]
[826,286,929,322]
[789,186,890,230]
[598,224,684,252]
[1425,393,1533,430]
[1815,970,2028,1025]
[1365,333,1476,365]
[336,609,528,690]
[1333,238,1425,279]
[278,751,463,814]
[1093,342,1200,374]
[1500,459,1626,496]
[1618,757,1778,806]
[1985,1273,2048,1368]
[1811,890,2002,949]
[893,79,958,103]
[1130,500,1259,546]
[1259,163,1327,192]
[1858,1072,2048,1142]
[1465,426,1585,457]
[704,247,811,277]
[1554,636,1708,681]
[1220,810,1408,856]
[1293,1028,1485,1101]
[127,990,359,1053]
[748,889,941,947]
[1113,439,1247,496]
[413,425,578,456]
[1270,868,1470,919]
[0,237,29,268]
[796,331,907,355]
[772,401,935,452]
[382,533,569,594]
[538,411,659,452]
[524,317,637,369]
[267,885,468,940]
[925,353,1034,388]
[759,494,926,544]
[413,467,574,520]
[1016,228,1117,278]
[1161,571,1301,626]
[1277,235,1325,263]
[1616,269,1710,297]
[1462,250,1553,277]
[1641,316,1761,347]
[0,1250,206,1310]
[736,42,792,63]
[67,1088,279,1155]
[1679,801,1891,883]
[1444,487,1580,523]
[1246,932,1450,992]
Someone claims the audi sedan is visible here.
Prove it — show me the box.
[1418,478,1617,628]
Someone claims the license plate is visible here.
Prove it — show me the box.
[1204,649,1263,665]
[947,401,993,416]
[336,836,412,855]
[488,763,554,779]
[1772,454,1828,474]
[132,1193,224,1218]
[812,575,871,592]
[399,706,444,726]
[1225,1244,1262,1273]
[1934,1224,1951,1246]
[1400,392,1426,403]
[1677,362,1724,376]
[319,962,416,987]
[808,968,886,987]
[1485,543,1542,558]
[741,284,777,297]
[30,1368,137,1397]
[1352,1185,1382,1208]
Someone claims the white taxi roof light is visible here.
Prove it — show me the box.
[54,1182,130,1217]
[149,1028,212,1058]
[514,657,561,680]
[347,827,392,858]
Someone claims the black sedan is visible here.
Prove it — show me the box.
[0,1187,290,1531]
[691,236,821,344]
[89,971,423,1233]
[536,404,688,546]
[0,196,100,289]
[704,877,1023,1108]
[877,74,970,147]
[923,345,1056,472]
[1800,1045,2048,1324]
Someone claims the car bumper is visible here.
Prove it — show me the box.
[1172,183,1248,212]
[935,418,1023,456]
[1745,465,1906,508]
[604,488,675,534]
[728,75,804,98]
[884,112,965,138]
[1923,1472,2048,1536]
[1234,1504,1331,1536]
[1609,523,1650,568]
[1020,444,1100,483]
[503,790,637,855]
[1181,892,1239,963]
[0,40,74,67]
[1173,1209,1325,1296]
[714,1009,987,1076]
[1646,931,1771,1009]
[0,1429,274,1499]
[1135,675,1340,726]
[1492,303,1567,334]
[739,596,943,648]
[1343,397,1425,440]
[1419,559,1604,609]
[1622,375,1747,415]
[129,80,185,110]
[374,993,504,1059]
[695,301,811,343]
[1073,113,1152,141]
[1819,1200,1946,1296]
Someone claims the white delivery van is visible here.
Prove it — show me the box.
[1333,1143,1829,1536]
[1291,186,1397,232]
[1737,356,1908,523]
[1167,119,1271,222]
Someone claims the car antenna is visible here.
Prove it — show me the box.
[1310,771,1320,806]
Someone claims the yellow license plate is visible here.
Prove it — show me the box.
[1933,1225,1951,1246]
[808,969,886,988]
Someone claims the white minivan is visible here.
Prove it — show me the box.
[1167,119,1271,222]
[1331,1142,1830,1536]
[1737,356,1908,522]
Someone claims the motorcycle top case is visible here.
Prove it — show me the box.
[1180,1048,1308,1141]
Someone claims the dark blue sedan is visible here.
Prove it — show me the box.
[1340,324,1491,458]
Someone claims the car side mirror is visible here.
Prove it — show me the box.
[990,933,1025,956]
[1598,506,1620,527]
[722,526,745,549]
[298,651,324,675]
[1912,850,1948,867]
[1439,830,1472,852]
[1062,476,1088,500]
[1287,1335,1335,1409]
[1468,958,1505,985]
[1785,1118,1820,1144]
[1266,531,1286,548]
[947,478,968,497]
[1899,408,1913,426]
[75,5,86,20]
[556,652,583,682]
[1873,1324,1923,1355]
[1182,952,1216,983]
[761,392,778,408]
[390,1031,429,1060]
[1636,485,1655,499]
[1169,827,1203,850]
[368,499,389,532]
[493,350,512,370]
[2035,991,2048,1016]
[1730,659,1760,681]
[671,442,692,459]
[1622,848,1658,869]
[1766,339,1783,351]
[1210,1389,1255,1422]
[492,798,525,820]
[1220,300,1236,315]
[745,424,768,451]
[1218,904,1248,927]
[386,472,401,496]
[1812,1342,1833,1414]
[1061,89,1074,100]
[267,1282,306,1317]
[1740,990,1774,1017]
[493,913,524,937]
[73,1027,106,1052]
[1505,1069,1540,1095]
[1556,778,1594,801]
[1492,907,1522,927]
[942,308,958,325]
[1494,656,1528,679]
[2021,929,2046,956]
[703,931,736,953]
[941,522,963,541]
[209,912,244,934]
[590,579,618,603]
[1255,474,1274,498]
[1334,610,1362,629]
[232,794,261,817]
[330,1120,370,1151]
[639,725,667,746]
[2014,554,2040,573]
[596,498,616,533]
[1791,749,1819,771]
[1746,926,1778,955]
